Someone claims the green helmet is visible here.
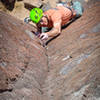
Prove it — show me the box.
[30,8,43,24]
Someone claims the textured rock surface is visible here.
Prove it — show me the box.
[0,0,100,100]
[43,1,100,100]
[0,11,48,100]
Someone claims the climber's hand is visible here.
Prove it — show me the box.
[40,33,48,40]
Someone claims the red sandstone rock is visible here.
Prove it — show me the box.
[0,11,48,99]
[0,0,100,100]
[43,1,100,100]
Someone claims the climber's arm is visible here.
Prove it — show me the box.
[46,20,62,37]
[40,20,62,40]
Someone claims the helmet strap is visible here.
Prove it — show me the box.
[43,15,49,23]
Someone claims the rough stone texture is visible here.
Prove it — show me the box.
[43,1,100,100]
[0,11,48,100]
[0,0,100,100]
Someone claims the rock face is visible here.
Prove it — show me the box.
[0,0,100,100]
[44,1,100,100]
[0,11,48,100]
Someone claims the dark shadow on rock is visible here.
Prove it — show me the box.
[24,1,52,12]
[17,0,23,1]
[62,17,80,29]
[0,88,13,93]
[24,3,38,11]
[45,34,60,45]
[1,0,16,11]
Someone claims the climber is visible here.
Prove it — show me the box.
[24,1,83,40]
